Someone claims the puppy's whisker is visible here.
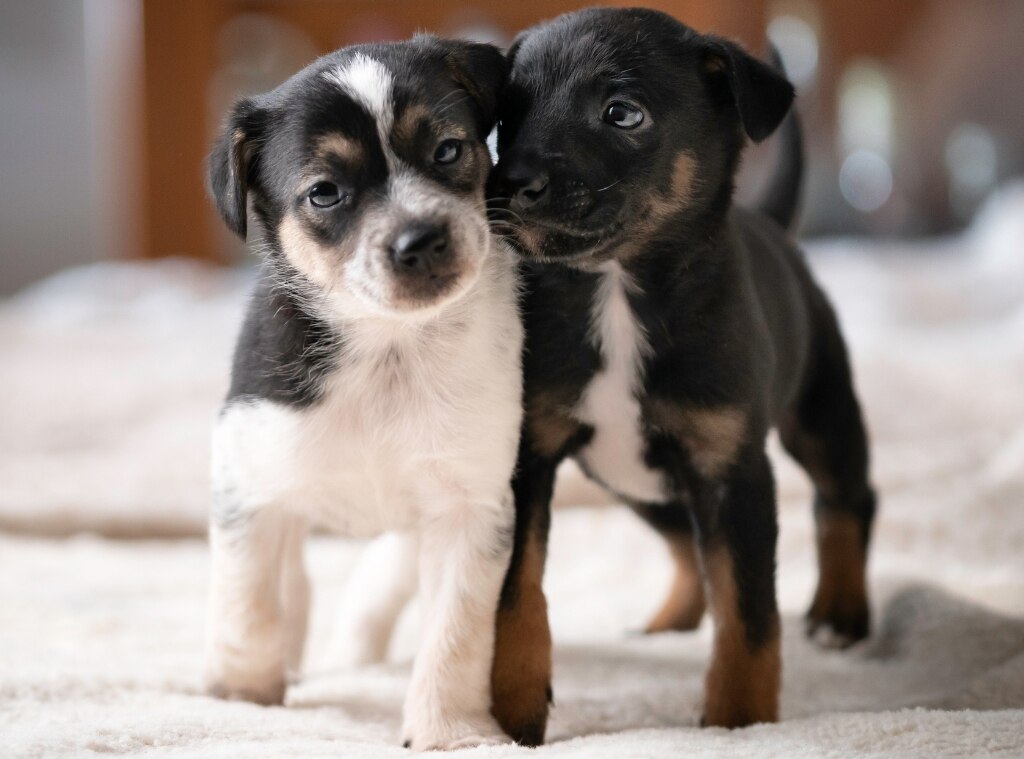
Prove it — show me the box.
[486,206,524,220]
[431,88,464,110]
[434,93,471,118]
[596,179,623,193]
[488,219,521,231]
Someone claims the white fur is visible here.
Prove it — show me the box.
[324,54,394,160]
[208,52,522,747]
[328,532,419,669]
[208,248,521,748]
[574,262,667,503]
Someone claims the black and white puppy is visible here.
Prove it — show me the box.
[487,7,877,735]
[203,36,523,750]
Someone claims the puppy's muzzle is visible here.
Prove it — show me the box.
[383,218,466,307]
[494,155,597,225]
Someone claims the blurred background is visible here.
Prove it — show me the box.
[2,0,1024,292]
[3,5,1024,752]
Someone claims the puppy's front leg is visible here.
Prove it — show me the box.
[205,508,303,706]
[491,453,556,746]
[693,449,781,728]
[402,496,513,751]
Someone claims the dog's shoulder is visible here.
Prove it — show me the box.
[226,267,338,408]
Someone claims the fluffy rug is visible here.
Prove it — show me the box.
[2,187,1023,757]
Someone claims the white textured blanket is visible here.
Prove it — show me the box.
[1,187,1023,757]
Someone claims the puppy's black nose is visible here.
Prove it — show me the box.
[390,221,448,272]
[499,164,550,210]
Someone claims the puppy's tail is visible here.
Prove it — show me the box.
[756,45,804,232]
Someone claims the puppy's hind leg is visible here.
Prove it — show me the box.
[281,518,310,677]
[327,531,418,669]
[205,506,298,706]
[630,501,706,633]
[780,309,876,647]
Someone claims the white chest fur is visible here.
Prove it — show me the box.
[212,254,523,536]
[573,262,667,503]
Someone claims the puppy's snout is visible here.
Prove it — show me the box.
[498,162,550,211]
[389,221,449,273]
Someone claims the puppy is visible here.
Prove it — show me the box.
[203,36,523,751]
[488,7,877,736]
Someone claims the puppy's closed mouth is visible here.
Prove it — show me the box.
[505,218,625,264]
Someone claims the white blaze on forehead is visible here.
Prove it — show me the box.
[323,53,397,169]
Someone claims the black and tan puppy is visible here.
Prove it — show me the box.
[488,7,877,740]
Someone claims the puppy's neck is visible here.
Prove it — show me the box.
[597,206,737,311]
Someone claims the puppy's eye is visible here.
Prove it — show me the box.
[308,181,349,208]
[434,139,462,165]
[603,102,644,129]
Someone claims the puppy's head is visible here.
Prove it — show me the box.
[208,36,506,316]
[491,8,794,266]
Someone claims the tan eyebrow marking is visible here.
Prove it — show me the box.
[393,103,469,146]
[315,133,361,162]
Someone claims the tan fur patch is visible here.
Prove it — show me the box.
[646,532,706,633]
[525,391,581,459]
[315,133,361,163]
[612,151,699,261]
[647,151,698,222]
[393,104,469,145]
[670,151,698,200]
[703,546,780,727]
[278,214,340,289]
[392,104,431,146]
[647,400,747,479]
[704,53,728,74]
[808,511,868,628]
[491,533,552,745]
[515,225,548,259]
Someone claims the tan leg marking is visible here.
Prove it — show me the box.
[491,533,551,746]
[703,546,780,728]
[807,510,869,643]
[646,531,706,633]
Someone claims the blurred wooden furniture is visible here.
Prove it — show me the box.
[140,0,928,262]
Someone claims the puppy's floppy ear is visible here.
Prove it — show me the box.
[701,36,795,143]
[207,97,269,238]
[442,40,509,134]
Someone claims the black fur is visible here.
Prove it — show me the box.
[491,6,875,732]
[226,272,339,407]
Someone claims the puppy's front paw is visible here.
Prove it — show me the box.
[402,711,509,752]
[490,678,550,746]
